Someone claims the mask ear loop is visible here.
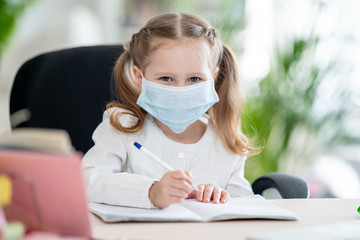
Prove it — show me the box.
[138,72,146,87]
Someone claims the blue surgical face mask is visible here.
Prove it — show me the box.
[136,76,219,133]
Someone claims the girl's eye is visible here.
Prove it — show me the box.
[189,77,200,82]
[160,77,172,82]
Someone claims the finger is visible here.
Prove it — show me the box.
[169,196,184,205]
[171,171,193,185]
[184,171,194,182]
[203,185,214,203]
[182,171,195,187]
[185,171,200,193]
[170,179,193,194]
[186,190,197,199]
[170,170,189,180]
[149,181,184,208]
[212,186,222,204]
[158,181,189,199]
[196,185,205,202]
[168,187,191,199]
[220,190,229,203]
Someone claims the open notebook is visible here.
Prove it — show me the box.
[90,195,298,222]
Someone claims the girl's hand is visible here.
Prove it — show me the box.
[148,171,194,209]
[187,184,229,204]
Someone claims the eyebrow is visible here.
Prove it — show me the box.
[186,72,207,77]
[154,72,175,77]
[154,72,207,77]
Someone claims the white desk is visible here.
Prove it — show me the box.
[90,198,360,240]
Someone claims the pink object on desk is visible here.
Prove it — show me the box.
[0,150,92,238]
[24,231,89,240]
[0,208,6,231]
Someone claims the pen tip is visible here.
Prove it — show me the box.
[134,142,142,149]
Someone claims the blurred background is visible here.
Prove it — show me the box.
[1,0,359,198]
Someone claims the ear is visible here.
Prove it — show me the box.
[213,68,219,80]
[132,66,142,86]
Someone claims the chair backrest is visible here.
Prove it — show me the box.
[10,45,124,153]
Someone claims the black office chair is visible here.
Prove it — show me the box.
[10,45,123,154]
[9,45,309,199]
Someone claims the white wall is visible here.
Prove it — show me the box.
[0,0,125,134]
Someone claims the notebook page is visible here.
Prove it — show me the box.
[180,195,298,221]
[89,202,203,222]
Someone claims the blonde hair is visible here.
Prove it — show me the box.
[107,13,257,156]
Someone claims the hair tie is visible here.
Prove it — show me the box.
[208,28,218,38]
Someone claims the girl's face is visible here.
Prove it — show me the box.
[133,39,217,87]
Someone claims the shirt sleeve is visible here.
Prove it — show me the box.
[225,156,254,197]
[81,111,157,209]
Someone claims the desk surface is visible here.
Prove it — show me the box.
[90,198,360,240]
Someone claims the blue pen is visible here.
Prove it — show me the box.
[134,142,200,191]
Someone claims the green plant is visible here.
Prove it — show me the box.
[242,37,321,182]
[242,12,354,183]
[0,0,34,56]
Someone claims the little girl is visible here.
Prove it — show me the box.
[82,13,256,209]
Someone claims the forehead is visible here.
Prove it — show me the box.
[145,38,213,73]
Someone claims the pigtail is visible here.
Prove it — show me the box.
[209,44,256,156]
[107,50,147,133]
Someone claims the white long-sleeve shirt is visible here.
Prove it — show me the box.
[82,109,253,209]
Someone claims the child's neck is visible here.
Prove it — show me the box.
[155,119,207,144]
